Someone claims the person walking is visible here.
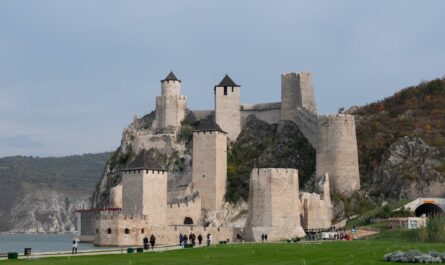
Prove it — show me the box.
[197,234,203,246]
[265,234,268,242]
[207,233,212,247]
[143,236,149,252]
[261,234,265,243]
[149,234,156,250]
[179,233,183,247]
[72,239,78,254]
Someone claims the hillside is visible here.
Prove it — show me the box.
[0,152,111,232]
[351,78,445,200]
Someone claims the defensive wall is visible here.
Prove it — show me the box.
[299,174,332,230]
[166,195,202,226]
[240,102,281,126]
[245,168,305,242]
[95,210,234,246]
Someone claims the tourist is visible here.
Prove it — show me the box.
[265,234,268,242]
[179,233,183,246]
[261,234,265,243]
[207,233,212,246]
[149,234,156,250]
[72,239,78,254]
[190,233,196,246]
[183,234,188,246]
[143,236,149,252]
[197,234,203,246]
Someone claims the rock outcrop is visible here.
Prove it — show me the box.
[370,136,445,199]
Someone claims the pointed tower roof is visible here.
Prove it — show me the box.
[161,71,181,82]
[216,74,240,87]
[193,115,226,134]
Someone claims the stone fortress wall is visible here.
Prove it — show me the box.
[166,195,202,226]
[240,102,281,126]
[299,173,332,230]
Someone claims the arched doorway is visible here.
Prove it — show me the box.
[415,203,443,217]
[184,217,193,225]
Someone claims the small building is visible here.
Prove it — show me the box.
[375,216,427,229]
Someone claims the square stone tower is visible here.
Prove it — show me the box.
[192,125,227,210]
[121,168,167,226]
[153,71,186,131]
[245,168,306,241]
[214,74,241,141]
[281,72,317,120]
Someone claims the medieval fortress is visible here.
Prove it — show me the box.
[78,71,360,245]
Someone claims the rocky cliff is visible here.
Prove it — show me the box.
[0,153,111,232]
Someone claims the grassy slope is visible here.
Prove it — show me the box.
[3,241,445,265]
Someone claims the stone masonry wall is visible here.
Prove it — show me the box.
[215,86,241,141]
[95,211,234,246]
[166,196,202,226]
[246,168,305,242]
[154,95,186,130]
[240,103,281,125]
[109,183,122,208]
[192,131,227,210]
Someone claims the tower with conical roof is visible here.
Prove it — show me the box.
[214,74,241,141]
[153,71,187,131]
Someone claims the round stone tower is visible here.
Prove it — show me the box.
[161,71,181,96]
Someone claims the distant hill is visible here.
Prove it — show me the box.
[0,152,111,232]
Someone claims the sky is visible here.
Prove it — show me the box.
[1,0,444,157]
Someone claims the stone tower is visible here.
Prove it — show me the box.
[281,72,317,120]
[153,71,187,131]
[121,168,167,226]
[245,168,306,242]
[192,121,228,210]
[214,74,241,141]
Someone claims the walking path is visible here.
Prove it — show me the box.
[0,244,187,261]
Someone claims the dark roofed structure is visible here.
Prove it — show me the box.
[161,71,181,82]
[193,115,226,133]
[216,74,239,87]
[126,149,166,171]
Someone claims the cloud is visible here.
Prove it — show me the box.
[0,134,44,148]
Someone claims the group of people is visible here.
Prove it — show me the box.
[179,233,212,247]
[143,234,156,251]
[261,234,268,243]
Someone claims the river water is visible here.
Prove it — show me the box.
[0,234,107,253]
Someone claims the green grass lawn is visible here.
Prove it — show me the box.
[2,240,445,265]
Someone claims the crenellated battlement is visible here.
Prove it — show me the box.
[251,167,298,177]
[193,130,226,135]
[122,168,167,175]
